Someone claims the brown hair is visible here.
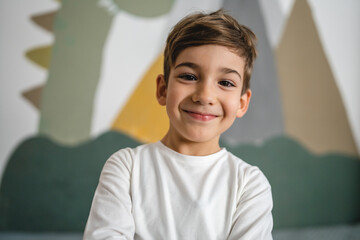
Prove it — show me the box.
[163,9,257,95]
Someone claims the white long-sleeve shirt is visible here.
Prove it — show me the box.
[84,141,273,240]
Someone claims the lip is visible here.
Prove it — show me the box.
[182,109,218,121]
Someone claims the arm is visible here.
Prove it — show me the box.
[228,167,273,240]
[83,150,135,240]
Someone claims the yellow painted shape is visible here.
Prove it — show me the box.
[26,45,51,69]
[112,53,169,143]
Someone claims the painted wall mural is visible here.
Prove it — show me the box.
[0,0,359,232]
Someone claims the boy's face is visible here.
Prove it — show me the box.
[157,45,251,150]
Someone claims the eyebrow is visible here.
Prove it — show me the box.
[174,62,242,80]
[221,68,242,80]
[174,62,199,70]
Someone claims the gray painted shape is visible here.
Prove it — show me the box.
[258,0,284,48]
[221,0,284,144]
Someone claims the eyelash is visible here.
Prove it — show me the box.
[178,74,236,88]
[179,73,197,81]
[218,80,235,87]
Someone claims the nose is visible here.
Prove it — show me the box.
[191,82,216,105]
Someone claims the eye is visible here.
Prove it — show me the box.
[179,73,197,81]
[218,80,235,87]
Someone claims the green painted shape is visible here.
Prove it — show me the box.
[0,133,359,231]
[39,0,113,144]
[0,131,140,231]
[39,0,175,145]
[222,136,360,229]
[113,0,174,17]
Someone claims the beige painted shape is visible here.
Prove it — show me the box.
[112,53,168,143]
[31,11,57,33]
[22,85,44,110]
[276,0,358,156]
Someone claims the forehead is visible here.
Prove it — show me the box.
[173,45,245,75]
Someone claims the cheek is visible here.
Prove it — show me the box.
[166,87,185,114]
[167,84,189,103]
[223,96,241,117]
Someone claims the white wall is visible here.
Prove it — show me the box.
[0,0,59,179]
[1,0,359,182]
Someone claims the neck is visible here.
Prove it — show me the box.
[160,132,221,156]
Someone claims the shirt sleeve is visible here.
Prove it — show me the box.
[83,149,135,240]
[228,166,273,240]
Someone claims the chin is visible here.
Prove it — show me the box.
[183,132,218,144]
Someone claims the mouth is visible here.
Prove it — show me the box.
[182,109,218,121]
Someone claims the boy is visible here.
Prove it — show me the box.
[84,9,273,240]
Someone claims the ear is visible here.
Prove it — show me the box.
[156,74,167,106]
[236,89,252,118]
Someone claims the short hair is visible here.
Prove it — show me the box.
[163,9,257,95]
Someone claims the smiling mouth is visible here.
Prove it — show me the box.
[182,109,218,121]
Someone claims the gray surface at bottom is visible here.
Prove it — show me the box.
[0,232,82,240]
[273,223,360,240]
[0,223,359,240]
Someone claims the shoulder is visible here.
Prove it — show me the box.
[225,152,273,239]
[226,151,271,195]
[104,142,160,170]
